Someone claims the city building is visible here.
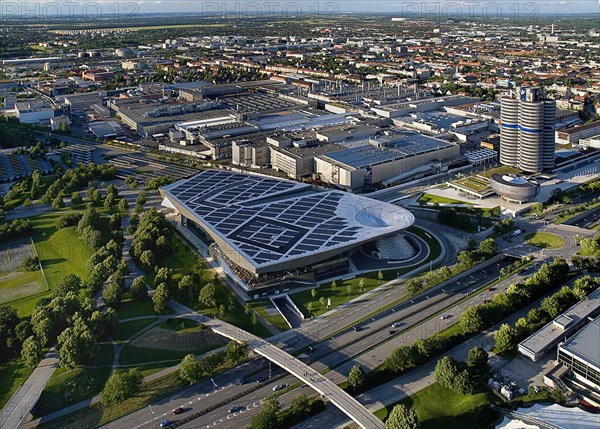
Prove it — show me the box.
[518,288,600,362]
[489,174,540,203]
[556,121,600,146]
[557,316,600,391]
[160,170,415,295]
[500,87,556,173]
[315,133,460,190]
[15,100,54,124]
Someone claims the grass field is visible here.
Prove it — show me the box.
[115,318,158,341]
[0,360,35,410]
[375,382,496,429]
[37,373,188,429]
[524,232,565,249]
[454,176,490,192]
[290,226,442,318]
[418,193,469,205]
[32,343,114,418]
[1,211,95,316]
[117,298,173,320]
[118,319,225,366]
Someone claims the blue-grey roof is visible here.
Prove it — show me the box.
[560,316,600,369]
[321,134,452,169]
[161,170,414,269]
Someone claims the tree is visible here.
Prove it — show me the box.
[54,274,81,296]
[386,404,419,429]
[103,184,119,209]
[152,283,170,313]
[290,394,310,417]
[311,288,317,301]
[386,345,418,373]
[225,340,248,364]
[81,225,103,250]
[139,249,155,271]
[378,270,384,283]
[178,354,203,384]
[406,277,423,296]
[460,306,485,334]
[250,397,279,429]
[494,324,518,353]
[331,280,337,290]
[467,346,488,369]
[57,315,99,369]
[117,198,129,215]
[21,336,44,367]
[319,296,326,309]
[346,283,353,296]
[478,238,498,256]
[101,369,143,405]
[358,278,365,292]
[435,356,460,389]
[198,283,220,308]
[103,280,123,306]
[530,202,544,215]
[109,213,122,232]
[348,364,366,390]
[177,274,195,303]
[52,194,65,209]
[71,191,83,205]
[550,387,565,404]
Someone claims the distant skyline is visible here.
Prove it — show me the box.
[6,0,600,18]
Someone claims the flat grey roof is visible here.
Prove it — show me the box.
[559,316,600,369]
[519,288,600,360]
[321,134,452,169]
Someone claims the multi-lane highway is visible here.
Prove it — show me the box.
[103,256,524,429]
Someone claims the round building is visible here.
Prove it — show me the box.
[490,173,540,203]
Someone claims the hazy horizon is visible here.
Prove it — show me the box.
[4,0,599,18]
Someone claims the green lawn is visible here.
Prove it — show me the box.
[0,359,35,410]
[251,300,290,331]
[375,382,496,429]
[118,320,225,366]
[454,177,490,192]
[3,210,96,316]
[117,298,173,320]
[37,373,188,429]
[115,318,158,341]
[418,193,468,205]
[32,343,114,418]
[524,232,565,249]
[0,270,46,305]
[290,226,442,318]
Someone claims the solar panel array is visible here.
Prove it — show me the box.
[324,134,451,169]
[164,170,383,268]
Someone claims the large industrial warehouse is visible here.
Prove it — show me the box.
[160,170,415,295]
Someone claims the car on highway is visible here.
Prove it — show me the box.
[160,420,172,428]
[256,377,265,383]
[440,314,450,320]
[391,322,401,328]
[228,406,245,413]
[353,326,363,332]
[172,407,184,415]
[272,383,287,391]
[388,330,396,335]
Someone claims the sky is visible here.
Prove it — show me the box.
[4,0,600,17]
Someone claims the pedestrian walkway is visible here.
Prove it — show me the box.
[169,301,385,429]
[0,348,59,429]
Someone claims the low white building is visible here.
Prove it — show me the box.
[15,100,54,124]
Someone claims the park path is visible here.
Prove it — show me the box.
[0,348,59,429]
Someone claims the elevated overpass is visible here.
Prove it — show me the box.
[169,302,385,429]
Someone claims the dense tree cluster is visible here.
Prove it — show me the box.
[130,208,172,270]
[101,369,143,405]
[40,163,116,206]
[456,238,499,269]
[0,218,33,241]
[460,258,570,335]
[493,275,600,352]
[86,238,124,294]
[435,356,476,395]
[386,404,420,429]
